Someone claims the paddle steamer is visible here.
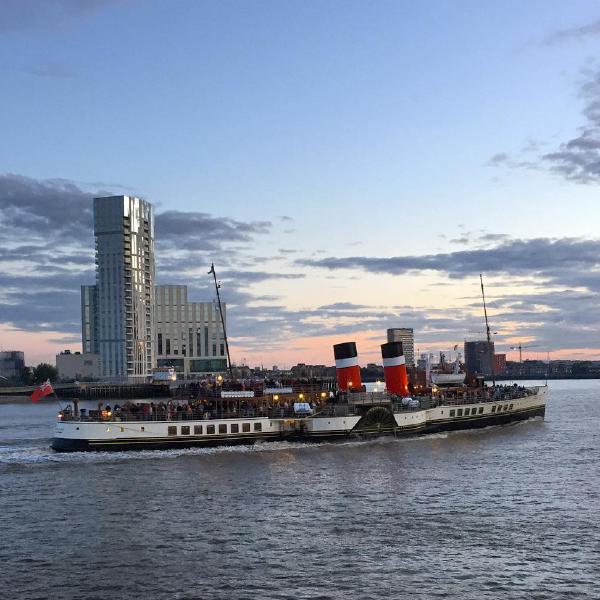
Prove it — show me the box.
[51,270,547,452]
[51,340,547,452]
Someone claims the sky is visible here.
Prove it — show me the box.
[2,0,600,367]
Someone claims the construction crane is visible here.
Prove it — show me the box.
[509,344,539,363]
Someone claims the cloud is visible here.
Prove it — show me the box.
[486,152,510,165]
[218,270,305,284]
[541,70,600,183]
[23,63,77,78]
[298,237,600,281]
[543,18,600,45]
[156,210,271,253]
[491,69,600,184]
[318,302,370,311]
[0,0,121,34]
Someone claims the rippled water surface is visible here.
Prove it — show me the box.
[1,380,599,599]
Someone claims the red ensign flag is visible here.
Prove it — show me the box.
[31,380,54,402]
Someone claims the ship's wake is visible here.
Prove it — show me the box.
[0,416,544,467]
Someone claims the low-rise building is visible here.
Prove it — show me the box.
[0,351,25,381]
[56,350,101,381]
[155,285,228,377]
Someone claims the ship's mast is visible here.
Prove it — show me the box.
[209,263,232,375]
[480,273,496,387]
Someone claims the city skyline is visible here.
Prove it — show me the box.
[3,2,600,367]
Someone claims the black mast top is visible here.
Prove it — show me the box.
[209,263,232,375]
[480,273,496,387]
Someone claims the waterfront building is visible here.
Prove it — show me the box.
[0,351,25,381]
[386,328,415,366]
[464,340,495,377]
[91,196,155,380]
[155,285,227,377]
[290,363,335,379]
[56,350,101,381]
[494,353,507,375]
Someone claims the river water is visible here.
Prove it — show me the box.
[1,380,598,599]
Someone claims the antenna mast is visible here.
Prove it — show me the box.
[209,263,232,375]
[479,273,496,387]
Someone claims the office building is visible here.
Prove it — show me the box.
[464,340,495,377]
[155,285,227,377]
[386,328,415,366]
[92,196,155,380]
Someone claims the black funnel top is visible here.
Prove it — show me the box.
[333,342,357,360]
[381,341,403,359]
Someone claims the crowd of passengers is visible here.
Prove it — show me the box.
[427,383,534,404]
[68,396,329,422]
[172,377,330,400]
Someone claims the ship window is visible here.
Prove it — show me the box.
[457,409,463,416]
[120,427,124,432]
[181,426,190,435]
[491,406,496,413]
[242,423,251,433]
[509,404,513,410]
[207,424,215,434]
[449,409,455,417]
[478,407,484,414]
[219,424,227,434]
[254,422,262,432]
[141,426,145,432]
[504,404,508,411]
[168,426,177,436]
[194,425,203,435]
[231,423,239,433]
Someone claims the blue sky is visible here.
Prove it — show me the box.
[2,0,600,366]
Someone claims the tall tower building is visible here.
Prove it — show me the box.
[93,196,155,380]
[386,328,415,367]
[464,340,495,378]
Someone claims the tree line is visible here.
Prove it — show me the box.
[1,364,60,386]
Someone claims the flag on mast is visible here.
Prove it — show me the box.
[31,379,54,402]
[208,263,215,275]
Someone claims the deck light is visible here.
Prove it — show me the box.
[273,394,279,401]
